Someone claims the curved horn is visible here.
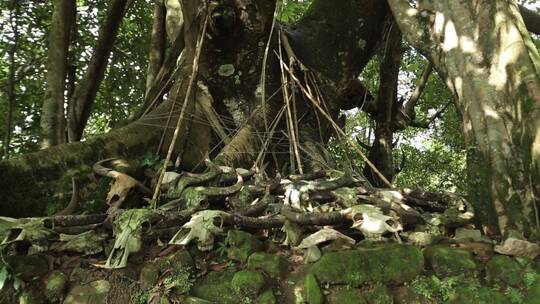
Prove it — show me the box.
[93,158,118,177]
[203,175,244,197]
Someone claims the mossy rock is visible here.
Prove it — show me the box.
[247,252,289,278]
[327,289,367,304]
[232,270,266,298]
[391,286,434,304]
[424,246,478,278]
[525,278,540,304]
[64,280,111,304]
[44,270,68,302]
[256,289,276,304]
[139,263,160,290]
[309,244,423,286]
[19,288,45,304]
[190,270,238,303]
[365,285,393,304]
[227,230,264,263]
[5,255,48,282]
[485,255,524,287]
[445,287,509,304]
[304,274,323,304]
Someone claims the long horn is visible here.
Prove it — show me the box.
[93,158,118,178]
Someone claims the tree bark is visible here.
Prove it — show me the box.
[363,16,402,186]
[145,0,166,100]
[4,2,19,159]
[67,0,130,142]
[390,0,540,239]
[41,0,76,148]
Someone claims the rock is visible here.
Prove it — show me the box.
[4,255,48,282]
[406,232,441,247]
[64,280,111,304]
[231,270,266,298]
[309,244,423,286]
[365,285,393,304]
[424,246,478,278]
[164,249,194,269]
[445,287,509,304]
[485,255,524,287]
[454,228,491,243]
[256,289,276,304]
[44,271,68,302]
[327,289,367,304]
[139,263,160,290]
[189,270,238,304]
[247,252,289,278]
[18,288,45,304]
[494,235,540,259]
[304,274,323,304]
[391,286,431,304]
[227,230,264,263]
[304,246,322,264]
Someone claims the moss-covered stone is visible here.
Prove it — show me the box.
[391,286,432,304]
[232,270,266,298]
[424,246,478,278]
[19,288,45,304]
[5,255,48,282]
[139,263,160,290]
[256,289,276,304]
[247,252,289,278]
[227,230,264,263]
[44,270,68,302]
[64,280,111,304]
[445,287,509,304]
[365,285,393,304]
[485,255,524,287]
[304,274,323,304]
[190,270,238,304]
[309,244,423,286]
[327,289,367,304]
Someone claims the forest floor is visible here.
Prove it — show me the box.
[1,159,539,304]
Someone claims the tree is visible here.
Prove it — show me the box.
[0,0,539,242]
[390,0,540,239]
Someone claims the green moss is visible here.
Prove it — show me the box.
[446,286,509,304]
[485,255,524,288]
[365,285,393,304]
[424,246,478,278]
[309,244,423,286]
[227,230,264,263]
[304,274,323,304]
[190,270,238,303]
[524,278,540,304]
[232,270,266,298]
[327,289,367,304]
[247,252,289,278]
[44,271,68,302]
[255,289,276,304]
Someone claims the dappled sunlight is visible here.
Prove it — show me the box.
[488,11,524,90]
[482,104,501,119]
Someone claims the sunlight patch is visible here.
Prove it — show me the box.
[442,21,458,51]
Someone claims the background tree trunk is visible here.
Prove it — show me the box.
[4,1,20,159]
[41,0,76,148]
[363,17,402,186]
[390,0,540,239]
[67,0,131,142]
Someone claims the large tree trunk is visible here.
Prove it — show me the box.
[41,0,76,148]
[67,0,131,142]
[390,0,540,239]
[0,0,388,217]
